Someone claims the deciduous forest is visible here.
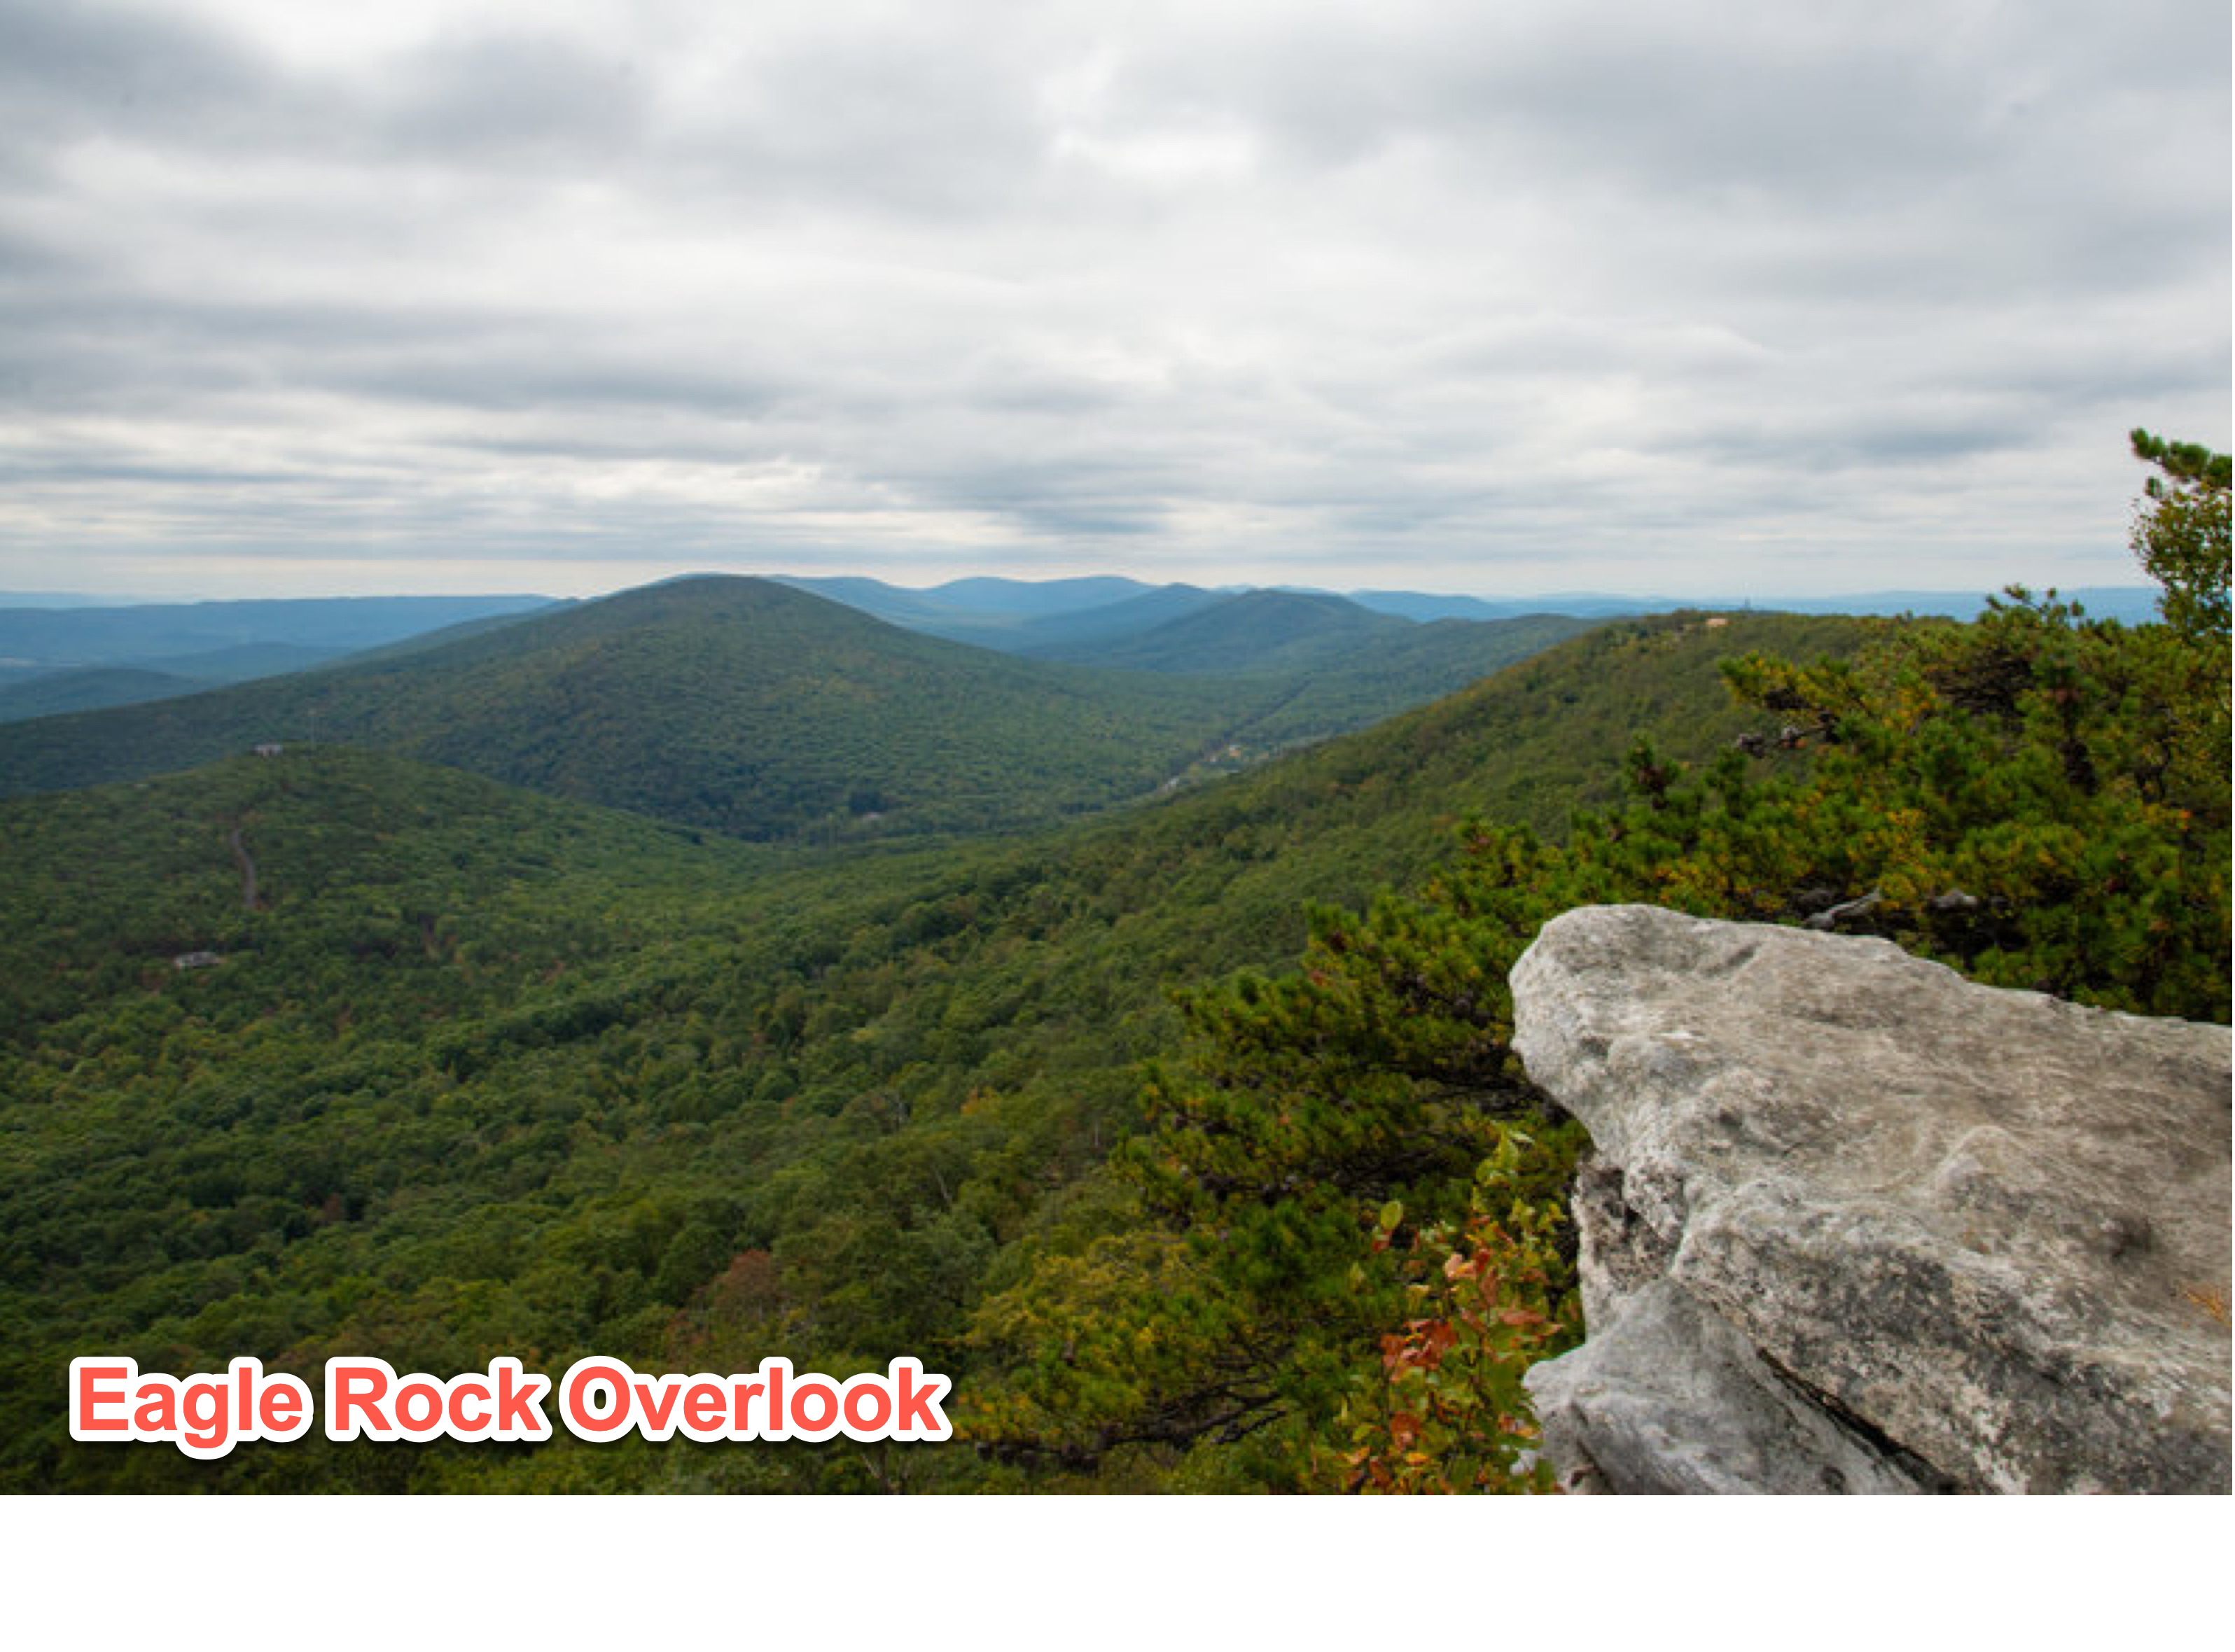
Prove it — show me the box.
[1,435,2223,1492]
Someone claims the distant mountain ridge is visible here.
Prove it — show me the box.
[0,574,2166,825]
[1035,589,1412,673]
[0,578,1269,841]
[772,571,2168,642]
[4,579,2164,727]
[0,594,564,718]
[771,574,1170,646]
[0,578,1606,836]
[774,574,1591,668]
[0,593,559,667]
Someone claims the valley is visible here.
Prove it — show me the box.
[0,556,2222,1494]
[0,603,1869,1491]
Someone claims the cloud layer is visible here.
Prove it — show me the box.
[1,0,2226,598]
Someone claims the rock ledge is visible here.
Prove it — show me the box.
[1512,904,2231,1494]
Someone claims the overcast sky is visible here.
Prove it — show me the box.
[0,0,2225,602]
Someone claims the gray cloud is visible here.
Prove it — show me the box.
[0,0,2224,601]
[0,1,258,147]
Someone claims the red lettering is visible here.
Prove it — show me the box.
[181,1378,228,1453]
[134,1384,177,1434]
[683,1382,725,1436]
[260,1382,304,1436]
[393,1378,443,1434]
[790,1378,838,1436]
[71,1359,132,1435]
[327,1358,395,1438]
[447,1378,492,1434]
[842,1378,891,1434]
[492,1359,550,1438]
[560,1357,632,1439]
[630,1374,683,1437]
[893,1359,951,1438]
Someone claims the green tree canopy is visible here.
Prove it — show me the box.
[2131,428,2231,642]
[969,435,2233,1489]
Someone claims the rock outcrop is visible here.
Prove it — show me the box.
[1512,905,2231,1494]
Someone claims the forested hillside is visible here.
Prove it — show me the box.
[0,610,1870,1491]
[958,436,2229,1491]
[0,578,1587,840]
[2,434,2222,1495]
[0,579,1258,840]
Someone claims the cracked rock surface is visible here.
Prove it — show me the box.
[1512,905,2231,1494]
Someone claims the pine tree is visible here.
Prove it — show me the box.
[2131,428,2231,642]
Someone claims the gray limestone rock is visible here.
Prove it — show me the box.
[1512,904,2231,1494]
